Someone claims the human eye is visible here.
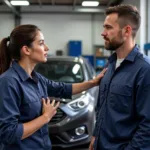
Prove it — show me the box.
[39,41,44,46]
[104,25,112,30]
[106,25,112,29]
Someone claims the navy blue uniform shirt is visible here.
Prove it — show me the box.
[93,45,150,150]
[0,61,72,150]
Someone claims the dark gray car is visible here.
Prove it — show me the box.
[35,56,99,148]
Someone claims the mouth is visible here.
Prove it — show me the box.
[104,38,110,44]
[104,37,109,41]
[44,54,48,58]
[104,40,109,44]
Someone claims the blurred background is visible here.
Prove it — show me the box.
[0,0,150,74]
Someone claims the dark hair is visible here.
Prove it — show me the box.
[105,4,141,38]
[0,24,40,74]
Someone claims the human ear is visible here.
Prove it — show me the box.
[124,25,132,37]
[21,46,31,56]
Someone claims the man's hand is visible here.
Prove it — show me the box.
[89,136,96,150]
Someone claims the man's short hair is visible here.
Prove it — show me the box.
[105,4,141,38]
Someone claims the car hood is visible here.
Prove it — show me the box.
[65,90,87,102]
[49,91,87,104]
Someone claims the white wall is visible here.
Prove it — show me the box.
[22,13,105,55]
[0,13,105,55]
[0,14,14,40]
[93,14,105,45]
[0,0,142,55]
[22,14,90,55]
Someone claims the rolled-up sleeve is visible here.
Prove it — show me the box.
[0,77,23,144]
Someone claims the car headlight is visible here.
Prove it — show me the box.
[68,94,90,111]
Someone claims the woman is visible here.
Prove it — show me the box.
[0,24,106,150]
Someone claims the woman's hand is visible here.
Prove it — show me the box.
[72,68,107,95]
[22,98,60,139]
[42,97,60,123]
[92,68,107,86]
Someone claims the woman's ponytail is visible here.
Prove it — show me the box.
[0,37,11,75]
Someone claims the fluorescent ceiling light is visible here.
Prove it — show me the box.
[82,1,99,7]
[10,0,30,6]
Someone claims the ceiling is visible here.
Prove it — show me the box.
[1,0,124,7]
[0,0,124,17]
[29,0,111,6]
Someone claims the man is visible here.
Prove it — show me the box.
[89,4,150,150]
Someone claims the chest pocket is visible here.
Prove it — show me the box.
[109,84,133,112]
[20,89,42,121]
[22,88,41,104]
[111,84,132,96]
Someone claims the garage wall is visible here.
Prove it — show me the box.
[0,0,142,55]
[0,14,14,40]
[22,13,105,55]
[93,14,105,46]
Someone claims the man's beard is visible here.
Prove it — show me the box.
[105,40,124,51]
[104,31,124,51]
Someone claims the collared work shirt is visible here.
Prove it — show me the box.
[0,61,72,150]
[93,45,150,150]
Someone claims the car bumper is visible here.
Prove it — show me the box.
[48,103,95,148]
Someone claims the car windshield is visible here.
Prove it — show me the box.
[35,60,84,83]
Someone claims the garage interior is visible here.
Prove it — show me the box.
[0,0,150,150]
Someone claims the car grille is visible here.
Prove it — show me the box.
[49,108,66,125]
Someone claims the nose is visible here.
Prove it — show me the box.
[45,44,49,51]
[101,31,107,37]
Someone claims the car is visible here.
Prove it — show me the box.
[35,56,99,148]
